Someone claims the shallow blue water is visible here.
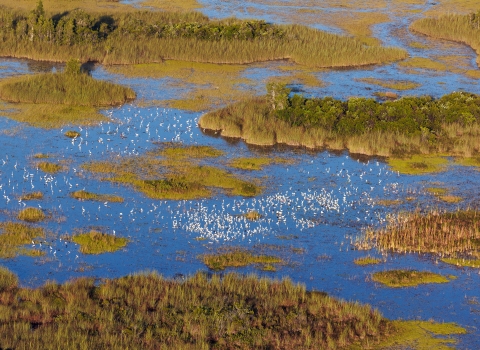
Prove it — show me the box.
[1,0,480,346]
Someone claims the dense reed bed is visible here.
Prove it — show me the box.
[0,68,135,107]
[0,3,407,67]
[411,11,480,66]
[0,267,390,349]
[359,210,480,259]
[199,87,480,157]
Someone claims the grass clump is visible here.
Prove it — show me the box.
[37,161,62,173]
[70,190,123,203]
[200,86,480,157]
[201,248,282,270]
[71,230,128,254]
[354,256,381,266]
[64,130,81,138]
[19,191,43,201]
[456,155,480,169]
[360,209,480,259]
[0,5,407,67]
[17,207,45,222]
[0,222,46,258]
[0,268,405,349]
[372,270,450,287]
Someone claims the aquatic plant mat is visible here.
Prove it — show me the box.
[70,230,128,254]
[358,209,480,260]
[372,270,451,288]
[199,87,480,157]
[0,268,467,349]
[0,4,406,67]
[82,145,262,200]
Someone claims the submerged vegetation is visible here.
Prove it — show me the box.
[82,145,261,200]
[0,2,406,67]
[0,222,45,258]
[200,85,480,157]
[411,11,480,66]
[372,270,451,288]
[71,230,128,254]
[359,209,480,260]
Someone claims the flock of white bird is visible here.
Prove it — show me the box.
[0,104,446,268]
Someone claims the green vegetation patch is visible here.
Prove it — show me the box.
[372,270,450,287]
[200,86,480,157]
[441,258,480,268]
[366,320,466,350]
[82,154,262,200]
[360,209,480,257]
[354,256,382,266]
[17,207,45,223]
[0,222,46,258]
[0,268,401,349]
[201,248,282,270]
[37,161,63,174]
[19,191,43,201]
[398,57,447,71]
[70,190,124,203]
[71,230,128,254]
[388,155,448,174]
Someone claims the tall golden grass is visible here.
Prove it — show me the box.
[0,5,407,67]
[411,12,480,66]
